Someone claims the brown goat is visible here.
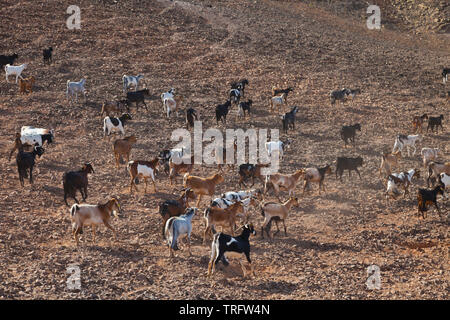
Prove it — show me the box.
[101,100,128,117]
[113,135,137,169]
[260,197,299,239]
[18,76,35,94]
[203,201,244,243]
[169,155,195,185]
[8,132,24,161]
[183,173,224,207]
[238,163,269,188]
[158,188,197,238]
[303,165,332,194]
[412,114,428,133]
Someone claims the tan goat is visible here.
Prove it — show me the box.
[183,173,224,207]
[169,155,195,185]
[70,197,121,246]
[379,151,401,178]
[203,201,244,243]
[303,165,332,194]
[113,135,137,169]
[264,169,305,200]
[260,197,299,239]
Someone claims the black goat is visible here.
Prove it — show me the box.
[126,89,149,111]
[207,224,256,278]
[281,106,299,133]
[63,163,95,206]
[43,47,53,64]
[340,123,361,147]
[0,53,18,68]
[215,100,231,125]
[330,88,350,105]
[186,108,198,129]
[417,183,445,219]
[16,145,45,187]
[427,115,444,133]
[336,156,363,181]
[238,99,252,119]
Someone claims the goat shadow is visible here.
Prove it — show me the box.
[282,238,360,253]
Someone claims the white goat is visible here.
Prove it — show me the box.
[122,74,144,93]
[5,63,27,83]
[265,140,291,161]
[161,88,175,104]
[392,134,422,156]
[163,97,178,118]
[421,148,440,167]
[66,79,87,103]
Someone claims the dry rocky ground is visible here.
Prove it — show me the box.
[0,0,448,299]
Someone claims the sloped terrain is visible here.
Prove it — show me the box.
[0,0,448,299]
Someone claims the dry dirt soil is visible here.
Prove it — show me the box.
[0,0,449,300]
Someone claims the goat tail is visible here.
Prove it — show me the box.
[164,218,174,242]
[70,204,79,217]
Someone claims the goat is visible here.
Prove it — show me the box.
[427,161,450,187]
[169,155,195,185]
[440,173,450,190]
[220,189,263,202]
[183,173,224,207]
[186,108,198,129]
[70,197,121,246]
[281,106,299,134]
[417,184,445,219]
[5,63,27,83]
[260,197,299,239]
[231,79,249,98]
[66,79,86,103]
[392,134,422,157]
[340,123,361,147]
[103,113,132,138]
[421,148,440,168]
[443,68,449,84]
[63,163,95,207]
[336,156,363,181]
[20,126,54,148]
[101,100,129,117]
[0,53,18,69]
[379,151,401,178]
[16,145,45,187]
[163,96,183,118]
[207,223,256,278]
[264,169,305,200]
[126,89,149,111]
[208,223,257,277]
[265,139,290,161]
[127,158,160,194]
[215,100,231,125]
[269,92,286,113]
[303,164,332,194]
[238,99,252,119]
[385,168,420,201]
[211,196,259,222]
[203,201,244,243]
[43,47,53,64]
[238,163,268,187]
[158,188,196,238]
[229,88,242,105]
[161,88,175,103]
[18,76,35,94]
[123,74,144,93]
[272,86,293,104]
[330,88,350,105]
[412,114,428,133]
[113,135,137,169]
[427,115,444,133]
[165,207,197,258]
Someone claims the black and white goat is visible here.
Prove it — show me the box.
[207,223,256,278]
[20,126,55,147]
[231,79,248,98]
[103,113,132,137]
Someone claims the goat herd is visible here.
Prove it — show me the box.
[2,48,449,278]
